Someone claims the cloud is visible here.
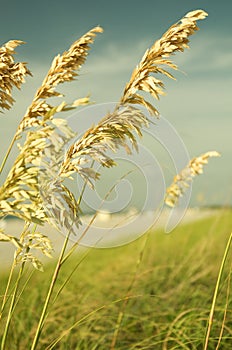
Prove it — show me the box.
[172,33,232,74]
[84,33,232,78]
[4,31,231,122]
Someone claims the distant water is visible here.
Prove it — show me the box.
[0,208,215,268]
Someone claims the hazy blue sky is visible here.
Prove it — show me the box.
[0,0,231,207]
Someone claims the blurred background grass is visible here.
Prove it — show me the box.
[1,208,231,349]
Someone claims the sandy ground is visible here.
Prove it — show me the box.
[0,208,215,268]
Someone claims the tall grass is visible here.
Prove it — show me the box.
[0,9,229,349]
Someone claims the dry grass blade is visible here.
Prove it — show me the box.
[0,114,78,266]
[204,232,232,350]
[39,178,81,234]
[120,10,208,115]
[35,27,103,99]
[0,40,31,112]
[165,151,220,207]
[60,105,150,184]
[0,108,76,225]
[0,231,22,249]
[14,228,54,271]
[17,26,102,134]
[0,129,48,223]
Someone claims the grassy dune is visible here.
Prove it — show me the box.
[1,209,231,349]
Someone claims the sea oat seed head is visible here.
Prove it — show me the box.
[165,151,220,207]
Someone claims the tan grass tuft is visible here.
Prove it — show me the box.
[60,105,149,185]
[0,116,80,228]
[17,27,103,135]
[0,118,79,262]
[0,40,31,112]
[0,129,50,223]
[16,228,53,271]
[0,27,101,230]
[120,10,208,115]
[60,10,208,185]
[165,151,220,207]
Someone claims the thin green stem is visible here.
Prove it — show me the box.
[77,174,89,206]
[0,259,15,320]
[1,260,25,350]
[30,163,95,349]
[31,168,145,348]
[0,133,18,175]
[52,248,91,306]
[110,233,149,350]
[30,229,71,350]
[0,222,35,350]
[62,169,135,265]
[45,295,140,350]
[215,260,231,350]
[203,231,232,350]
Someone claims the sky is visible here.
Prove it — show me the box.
[0,0,231,210]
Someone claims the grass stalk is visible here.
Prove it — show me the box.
[0,222,33,319]
[203,231,232,350]
[1,260,25,350]
[45,295,140,350]
[62,169,135,265]
[0,133,17,175]
[30,229,72,350]
[0,223,35,349]
[30,165,98,348]
[215,261,231,349]
[0,259,15,320]
[110,233,149,350]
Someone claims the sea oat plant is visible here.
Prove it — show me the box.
[0,9,223,349]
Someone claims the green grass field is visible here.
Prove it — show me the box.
[1,209,232,349]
